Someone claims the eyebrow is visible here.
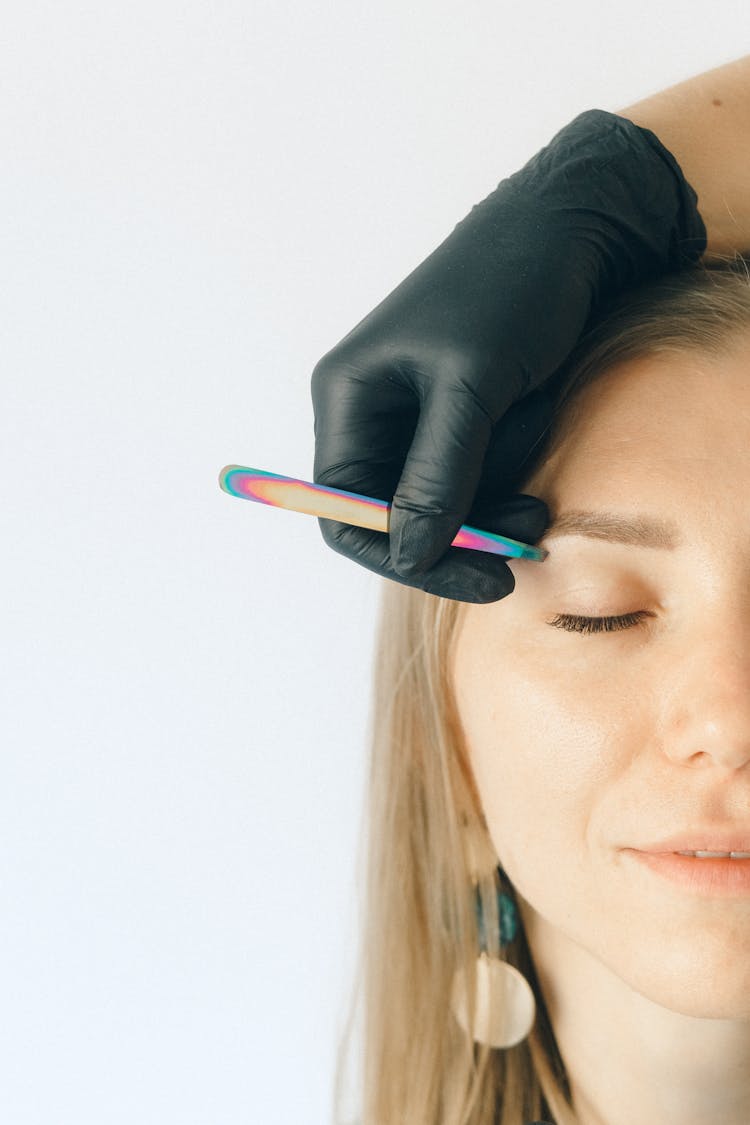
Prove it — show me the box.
[541,509,682,551]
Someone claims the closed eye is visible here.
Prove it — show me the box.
[546,611,654,635]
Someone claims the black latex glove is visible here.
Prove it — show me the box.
[311,109,706,603]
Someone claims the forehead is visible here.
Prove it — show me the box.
[523,348,750,506]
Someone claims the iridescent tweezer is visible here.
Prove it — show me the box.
[218,466,548,562]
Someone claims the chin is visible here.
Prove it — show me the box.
[620,941,750,1019]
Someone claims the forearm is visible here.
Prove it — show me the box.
[616,54,750,261]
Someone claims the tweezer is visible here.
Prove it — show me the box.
[218,465,548,562]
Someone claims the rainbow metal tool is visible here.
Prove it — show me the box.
[218,466,548,562]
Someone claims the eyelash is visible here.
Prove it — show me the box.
[547,611,653,635]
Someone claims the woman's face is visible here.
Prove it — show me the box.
[451,343,750,1020]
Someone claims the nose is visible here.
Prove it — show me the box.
[662,604,750,771]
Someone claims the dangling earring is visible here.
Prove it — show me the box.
[450,864,536,1049]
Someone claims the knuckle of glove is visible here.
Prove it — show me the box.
[390,507,462,578]
[316,517,353,553]
[310,352,352,413]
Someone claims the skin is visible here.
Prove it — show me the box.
[450,343,750,1125]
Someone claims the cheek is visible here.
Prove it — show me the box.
[452,625,632,869]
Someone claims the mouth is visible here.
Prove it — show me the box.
[672,851,750,859]
[626,849,750,896]
[636,831,750,855]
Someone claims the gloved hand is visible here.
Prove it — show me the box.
[311,109,706,603]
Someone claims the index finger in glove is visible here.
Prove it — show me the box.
[387,377,501,578]
[311,350,418,501]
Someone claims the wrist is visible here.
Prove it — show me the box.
[617,54,750,261]
[505,109,707,293]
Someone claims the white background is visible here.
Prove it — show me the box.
[0,2,743,1122]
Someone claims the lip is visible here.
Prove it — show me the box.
[626,850,750,897]
[635,830,750,854]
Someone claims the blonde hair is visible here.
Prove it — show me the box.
[331,253,750,1125]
